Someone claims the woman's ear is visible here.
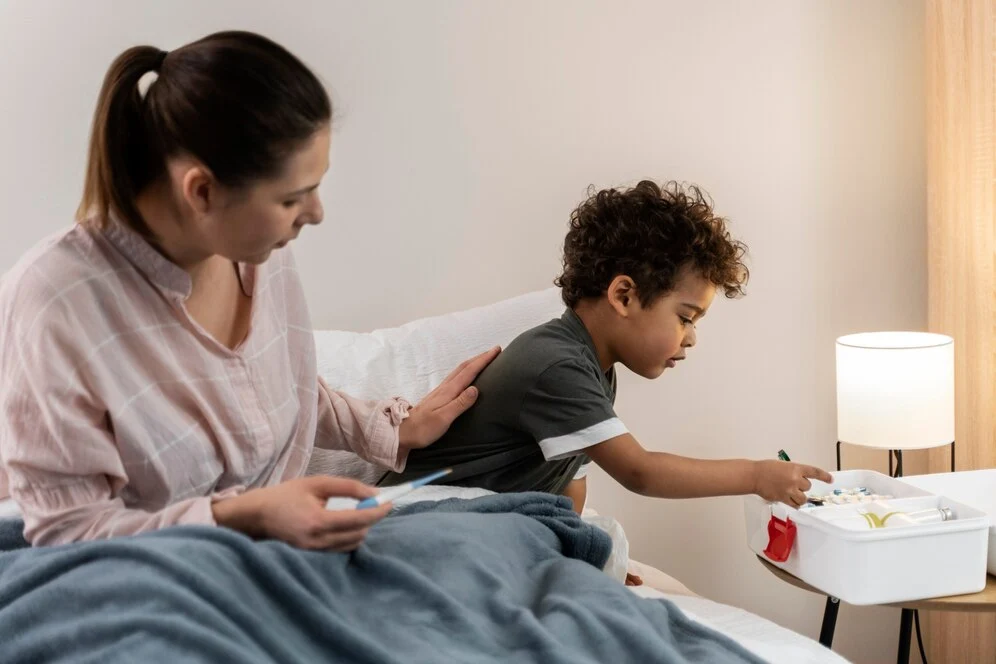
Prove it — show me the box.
[606,275,637,317]
[178,163,218,217]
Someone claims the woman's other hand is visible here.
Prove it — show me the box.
[213,476,391,551]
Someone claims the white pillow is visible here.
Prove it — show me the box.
[307,288,565,481]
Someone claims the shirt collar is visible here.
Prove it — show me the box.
[101,221,193,301]
[560,308,615,389]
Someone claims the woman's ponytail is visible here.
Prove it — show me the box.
[77,45,168,235]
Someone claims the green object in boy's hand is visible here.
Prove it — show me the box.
[777,449,791,462]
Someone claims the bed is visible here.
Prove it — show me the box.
[306,287,849,663]
[0,288,849,663]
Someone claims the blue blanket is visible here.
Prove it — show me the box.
[0,493,764,663]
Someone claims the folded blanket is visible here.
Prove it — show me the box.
[394,493,613,564]
[393,489,631,583]
[0,493,764,663]
[0,518,26,551]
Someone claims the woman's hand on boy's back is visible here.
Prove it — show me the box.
[399,346,501,450]
[751,460,833,507]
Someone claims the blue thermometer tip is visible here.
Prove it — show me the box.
[355,468,453,509]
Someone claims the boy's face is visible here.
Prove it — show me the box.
[610,267,716,379]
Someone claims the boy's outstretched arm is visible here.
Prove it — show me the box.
[585,434,832,507]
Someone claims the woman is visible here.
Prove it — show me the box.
[0,31,497,549]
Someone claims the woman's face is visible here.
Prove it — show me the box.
[193,126,330,264]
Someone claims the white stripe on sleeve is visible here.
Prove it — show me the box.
[538,417,628,461]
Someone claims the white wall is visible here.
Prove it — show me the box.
[0,1,925,661]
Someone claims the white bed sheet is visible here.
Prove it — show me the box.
[632,587,851,664]
[0,497,19,519]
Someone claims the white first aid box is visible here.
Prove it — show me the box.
[744,470,989,605]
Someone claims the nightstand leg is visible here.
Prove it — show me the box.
[897,608,913,663]
[819,596,840,648]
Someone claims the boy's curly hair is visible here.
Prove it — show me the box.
[554,180,749,308]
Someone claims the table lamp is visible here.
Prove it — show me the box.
[835,331,955,476]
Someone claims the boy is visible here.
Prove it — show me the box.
[383,180,831,513]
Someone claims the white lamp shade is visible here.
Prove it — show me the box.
[836,332,954,450]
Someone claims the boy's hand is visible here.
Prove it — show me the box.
[752,460,833,507]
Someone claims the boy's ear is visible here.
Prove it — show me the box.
[606,275,638,317]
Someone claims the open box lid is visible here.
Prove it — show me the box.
[901,470,996,516]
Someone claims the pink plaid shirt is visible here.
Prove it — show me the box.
[0,222,407,546]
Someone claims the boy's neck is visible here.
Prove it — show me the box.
[571,301,617,373]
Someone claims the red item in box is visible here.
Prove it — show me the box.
[763,514,797,562]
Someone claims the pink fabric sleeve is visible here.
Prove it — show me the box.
[0,303,243,546]
[314,377,410,472]
[13,483,243,547]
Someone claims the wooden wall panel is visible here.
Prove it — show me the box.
[923,1,996,662]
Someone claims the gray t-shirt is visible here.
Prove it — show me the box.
[381,309,627,495]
